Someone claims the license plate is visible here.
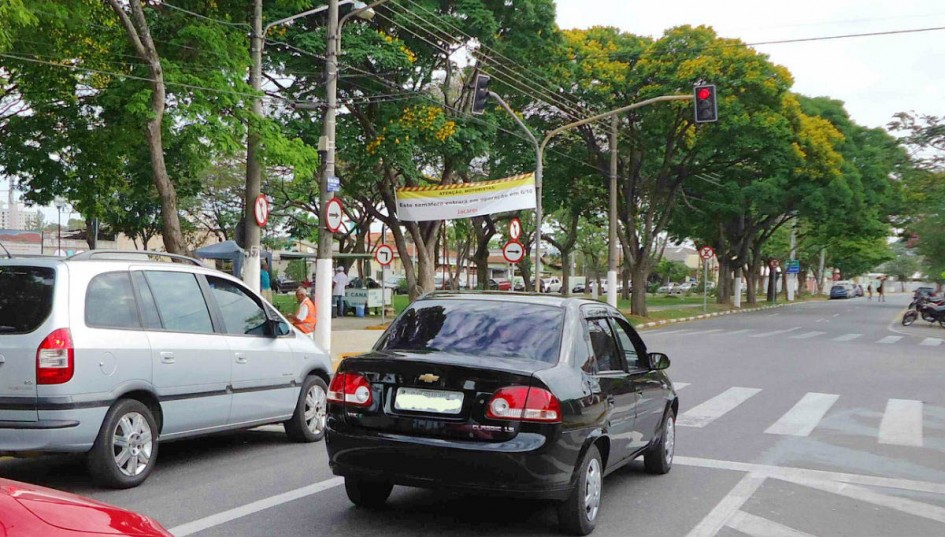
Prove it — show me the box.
[394,387,464,415]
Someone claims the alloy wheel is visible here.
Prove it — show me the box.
[112,412,153,477]
[664,416,676,466]
[584,458,602,522]
[305,383,327,435]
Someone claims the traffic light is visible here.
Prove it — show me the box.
[694,84,718,123]
[471,74,491,115]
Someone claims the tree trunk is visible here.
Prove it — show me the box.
[630,263,649,316]
[561,249,571,297]
[716,256,731,304]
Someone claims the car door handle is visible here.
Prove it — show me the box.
[235,353,248,365]
[160,352,175,364]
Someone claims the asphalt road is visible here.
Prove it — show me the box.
[3,293,945,537]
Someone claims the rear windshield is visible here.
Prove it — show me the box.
[0,266,55,334]
[378,299,564,363]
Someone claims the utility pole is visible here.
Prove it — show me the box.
[607,116,618,308]
[313,0,340,351]
[243,0,264,293]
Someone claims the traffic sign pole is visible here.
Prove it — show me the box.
[704,259,708,313]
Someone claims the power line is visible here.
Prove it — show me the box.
[744,25,945,46]
[161,2,250,29]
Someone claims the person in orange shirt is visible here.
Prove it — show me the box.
[288,287,317,334]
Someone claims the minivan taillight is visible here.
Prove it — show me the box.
[327,372,373,408]
[36,328,74,385]
[486,386,561,423]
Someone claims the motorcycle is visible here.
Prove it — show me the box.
[902,296,945,327]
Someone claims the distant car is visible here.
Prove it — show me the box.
[383,276,404,292]
[572,283,586,293]
[275,276,298,293]
[0,478,173,536]
[489,278,512,291]
[542,277,563,293]
[326,293,678,535]
[657,283,675,294]
[669,282,693,295]
[830,284,854,299]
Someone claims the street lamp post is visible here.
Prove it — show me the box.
[54,198,66,256]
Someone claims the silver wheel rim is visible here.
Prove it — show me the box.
[665,416,675,466]
[304,384,327,435]
[584,457,602,522]
[112,412,152,477]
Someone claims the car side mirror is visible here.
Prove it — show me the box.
[267,318,290,337]
[648,352,670,370]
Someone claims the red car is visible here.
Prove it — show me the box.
[0,478,172,536]
[490,278,512,291]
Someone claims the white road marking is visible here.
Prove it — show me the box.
[726,510,817,537]
[877,335,902,344]
[169,477,344,536]
[749,327,800,338]
[783,476,945,524]
[920,337,943,347]
[832,313,840,317]
[764,393,839,437]
[833,333,862,342]
[674,456,945,495]
[677,387,761,428]
[647,329,694,336]
[685,473,767,537]
[767,313,780,317]
[789,331,826,340]
[878,399,923,447]
[724,329,754,336]
[684,328,725,336]
[673,382,690,390]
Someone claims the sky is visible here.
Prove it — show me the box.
[555,0,945,130]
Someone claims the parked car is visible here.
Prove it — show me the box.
[275,276,298,293]
[830,283,855,299]
[489,278,512,291]
[657,283,675,294]
[0,478,173,536]
[669,282,693,295]
[542,277,563,293]
[0,251,333,488]
[572,283,586,293]
[326,293,678,535]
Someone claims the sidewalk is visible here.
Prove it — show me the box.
[328,315,387,370]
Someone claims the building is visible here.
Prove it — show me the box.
[0,187,30,230]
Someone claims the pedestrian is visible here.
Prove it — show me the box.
[332,266,349,317]
[867,282,873,301]
[260,259,273,303]
[877,279,886,302]
[287,287,316,335]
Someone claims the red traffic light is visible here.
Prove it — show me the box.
[697,87,711,100]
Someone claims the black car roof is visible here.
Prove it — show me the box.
[420,291,609,311]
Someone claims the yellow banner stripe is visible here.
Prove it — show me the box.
[397,173,534,193]
[396,175,534,200]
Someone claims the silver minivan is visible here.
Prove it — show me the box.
[0,252,332,488]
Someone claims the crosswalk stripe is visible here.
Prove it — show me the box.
[833,333,862,342]
[677,387,761,428]
[764,393,839,437]
[879,399,923,447]
[920,338,943,347]
[726,510,817,537]
[673,382,690,390]
[789,331,826,340]
[749,327,800,338]
[877,336,902,344]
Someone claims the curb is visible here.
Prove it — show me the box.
[635,301,807,330]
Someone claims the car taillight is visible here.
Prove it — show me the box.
[326,372,373,408]
[486,386,561,423]
[36,328,74,385]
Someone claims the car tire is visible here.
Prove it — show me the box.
[87,399,159,489]
[344,476,393,508]
[557,444,602,536]
[285,375,328,443]
[644,409,675,475]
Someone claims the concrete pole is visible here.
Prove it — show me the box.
[313,0,339,351]
[607,116,618,308]
[243,0,263,293]
[733,266,742,308]
[787,215,797,301]
[534,144,543,291]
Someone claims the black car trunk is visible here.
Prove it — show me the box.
[338,351,549,442]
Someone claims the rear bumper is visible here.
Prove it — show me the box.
[326,424,576,500]
[0,408,106,453]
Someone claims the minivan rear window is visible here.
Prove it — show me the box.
[0,266,55,334]
[378,299,564,363]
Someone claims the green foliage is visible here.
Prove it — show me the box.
[654,259,690,284]
[286,259,308,282]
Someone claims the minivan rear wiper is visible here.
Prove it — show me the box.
[0,326,19,333]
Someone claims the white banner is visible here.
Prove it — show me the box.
[395,173,536,221]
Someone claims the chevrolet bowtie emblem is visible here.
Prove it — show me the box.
[418,374,439,383]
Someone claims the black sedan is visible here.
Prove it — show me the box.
[325,293,678,535]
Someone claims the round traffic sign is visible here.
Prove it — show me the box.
[699,245,715,260]
[254,194,270,227]
[325,198,344,233]
[374,244,394,266]
[502,240,525,264]
[509,217,522,241]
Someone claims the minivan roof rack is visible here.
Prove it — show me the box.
[67,250,205,266]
